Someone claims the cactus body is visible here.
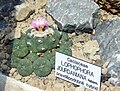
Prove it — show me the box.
[33,57,52,77]
[12,38,29,58]
[26,52,39,62]
[17,58,33,76]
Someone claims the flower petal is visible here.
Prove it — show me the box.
[31,20,39,28]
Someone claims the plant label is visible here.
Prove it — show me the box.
[55,52,101,91]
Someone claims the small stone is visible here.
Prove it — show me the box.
[47,70,56,80]
[0,52,6,60]
[27,78,37,87]
[53,83,64,91]
[85,88,92,91]
[0,32,5,39]
[79,56,93,63]
[24,76,31,82]
[55,78,64,83]
[2,59,7,64]
[102,68,108,75]
[83,40,100,55]
[113,86,120,91]
[46,15,54,25]
[21,78,25,82]
[35,0,46,11]
[38,79,46,90]
[102,61,110,68]
[7,31,15,40]
[89,55,101,61]
[109,86,115,91]
[0,44,4,49]
[30,72,36,78]
[72,33,91,44]
[72,44,84,59]
[15,3,34,21]
[1,65,8,70]
[9,74,12,77]
[75,86,85,91]
[101,83,107,91]
[10,68,17,75]
[15,74,22,80]
[64,85,75,91]
[43,79,49,85]
[45,81,53,91]
[104,81,111,87]
[64,81,72,88]
[5,53,9,59]
[13,72,18,77]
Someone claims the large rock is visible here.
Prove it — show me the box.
[92,18,120,86]
[46,0,99,28]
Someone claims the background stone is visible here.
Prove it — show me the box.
[15,3,34,21]
[92,18,120,86]
[46,0,99,29]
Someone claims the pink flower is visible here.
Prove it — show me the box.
[31,17,49,29]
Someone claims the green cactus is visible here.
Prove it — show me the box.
[43,50,51,59]
[26,52,39,63]
[61,39,73,48]
[36,37,49,52]
[60,32,73,46]
[44,49,56,69]
[26,37,39,53]
[11,54,21,68]
[61,32,69,43]
[50,56,55,69]
[17,58,33,76]
[59,46,72,56]
[26,29,61,53]
[59,32,73,56]
[12,37,29,58]
[33,57,52,77]
[51,29,61,48]
[11,27,73,77]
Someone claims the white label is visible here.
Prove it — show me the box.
[55,52,101,91]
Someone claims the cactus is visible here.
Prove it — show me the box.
[51,29,61,48]
[60,32,73,47]
[61,39,73,47]
[33,57,52,77]
[11,55,21,68]
[17,58,33,76]
[12,37,29,58]
[44,49,56,69]
[49,49,56,69]
[59,46,72,56]
[26,37,39,53]
[26,52,39,63]
[59,32,73,56]
[50,56,55,69]
[36,37,49,52]
[11,27,73,77]
[26,28,61,53]
[61,32,69,43]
